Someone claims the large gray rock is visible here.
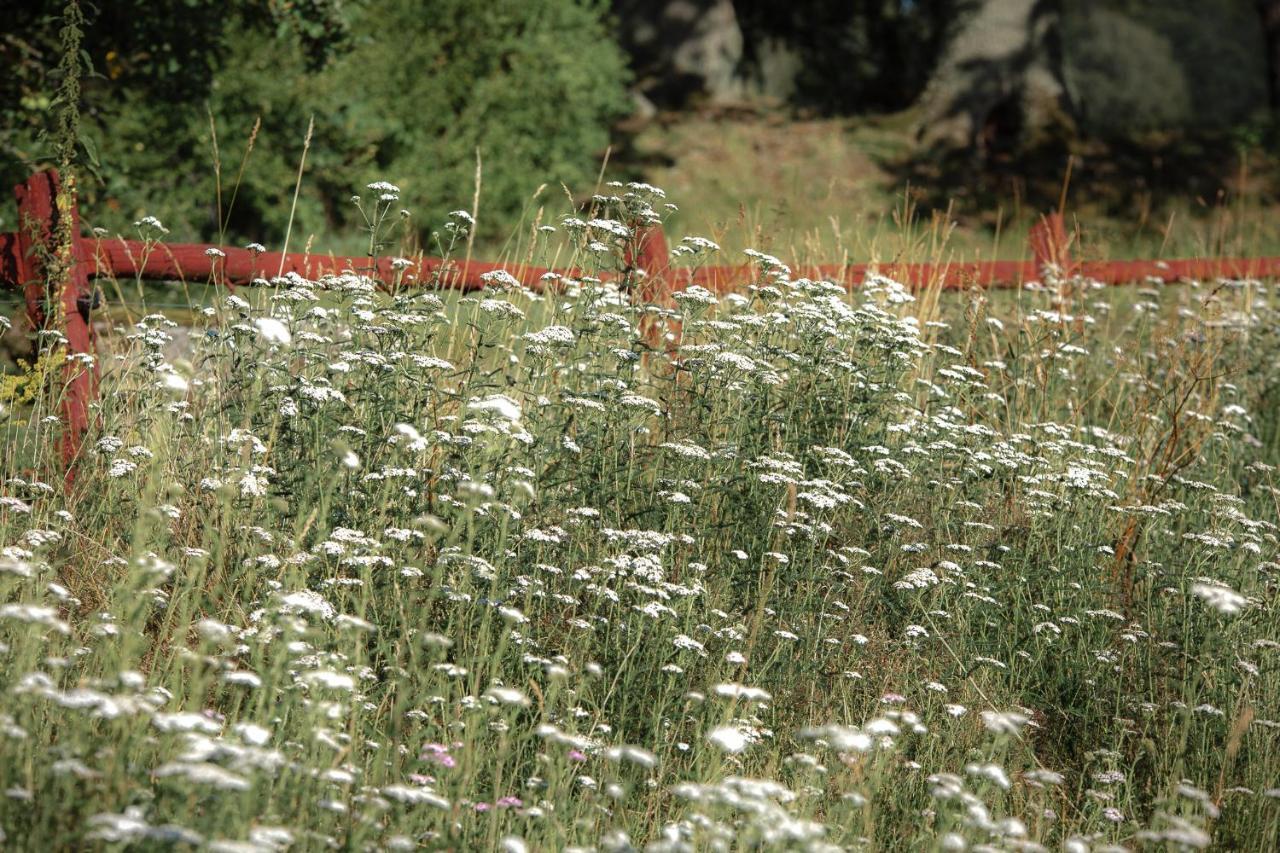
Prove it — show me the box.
[913,0,1269,154]
[614,0,745,108]
[913,0,1073,155]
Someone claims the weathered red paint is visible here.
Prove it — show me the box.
[12,170,97,479]
[628,225,672,303]
[7,189,1277,303]
[664,256,1280,293]
[86,237,560,292]
[669,259,1037,292]
[1029,212,1074,277]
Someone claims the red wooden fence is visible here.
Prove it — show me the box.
[5,168,1280,478]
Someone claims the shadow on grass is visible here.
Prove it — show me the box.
[887,128,1279,229]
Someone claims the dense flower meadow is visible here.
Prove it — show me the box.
[1,183,1278,850]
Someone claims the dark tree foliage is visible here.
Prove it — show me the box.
[0,0,352,229]
[1,1,630,246]
[734,0,960,113]
[1062,0,1267,135]
[1257,0,1280,111]
[1,1,349,149]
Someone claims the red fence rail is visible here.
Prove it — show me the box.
[6,168,1280,478]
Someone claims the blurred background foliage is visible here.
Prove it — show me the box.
[1,0,631,247]
[1062,1,1268,135]
[1,0,1279,255]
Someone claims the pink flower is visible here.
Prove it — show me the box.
[421,743,457,768]
[568,749,587,763]
[496,796,523,808]
[474,802,492,812]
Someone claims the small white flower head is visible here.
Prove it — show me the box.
[672,285,719,307]
[484,685,530,707]
[0,497,32,514]
[254,317,292,347]
[204,247,226,259]
[706,725,749,754]
[278,590,333,619]
[392,423,428,452]
[421,632,453,650]
[864,272,915,304]
[158,371,189,395]
[523,325,575,347]
[245,242,266,254]
[680,235,720,254]
[604,745,658,769]
[196,619,234,643]
[469,394,522,423]
[499,838,528,853]
[498,605,528,624]
[966,762,1011,790]
[367,180,401,201]
[302,670,355,691]
[981,710,1030,735]
[381,785,449,808]
[587,218,630,239]
[1191,582,1248,615]
[134,215,169,235]
[479,269,522,291]
[239,472,268,498]
[801,724,874,753]
[446,210,474,234]
[713,683,772,703]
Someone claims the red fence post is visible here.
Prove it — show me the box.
[1028,212,1073,279]
[14,169,97,478]
[632,225,671,305]
[626,225,676,349]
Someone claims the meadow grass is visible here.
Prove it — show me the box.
[1,181,1279,851]
[614,113,1280,266]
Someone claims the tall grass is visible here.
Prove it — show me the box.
[1,181,1278,850]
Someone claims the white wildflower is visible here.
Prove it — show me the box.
[707,726,749,754]
[1191,582,1248,615]
[254,317,292,347]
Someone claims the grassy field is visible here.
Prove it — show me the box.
[612,112,1280,265]
[1,180,1279,850]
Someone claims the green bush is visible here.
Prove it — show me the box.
[2,0,631,249]
[1062,0,1268,136]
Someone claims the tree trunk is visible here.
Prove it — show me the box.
[912,0,1073,156]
